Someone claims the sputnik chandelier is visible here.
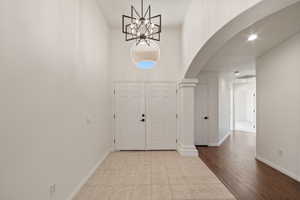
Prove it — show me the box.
[122,0,162,69]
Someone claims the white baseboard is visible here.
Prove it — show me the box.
[256,155,300,183]
[66,149,111,200]
[209,132,231,147]
[208,143,219,147]
[177,143,198,157]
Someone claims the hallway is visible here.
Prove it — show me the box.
[197,132,300,200]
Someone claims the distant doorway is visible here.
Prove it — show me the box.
[233,78,256,133]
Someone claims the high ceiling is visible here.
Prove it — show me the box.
[97,0,191,28]
[202,2,300,75]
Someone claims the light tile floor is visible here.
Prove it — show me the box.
[74,151,236,200]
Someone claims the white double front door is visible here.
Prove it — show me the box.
[114,82,177,150]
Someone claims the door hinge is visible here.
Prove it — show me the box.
[176,114,178,119]
[113,113,116,119]
[113,89,116,95]
[176,139,178,144]
[114,139,116,144]
[176,89,178,94]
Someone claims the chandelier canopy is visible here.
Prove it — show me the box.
[122,0,162,69]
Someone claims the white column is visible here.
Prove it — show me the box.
[177,79,199,156]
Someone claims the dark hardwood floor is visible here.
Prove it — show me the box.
[197,131,300,200]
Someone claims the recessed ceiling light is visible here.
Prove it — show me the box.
[248,34,258,41]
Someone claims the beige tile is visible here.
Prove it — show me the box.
[151,172,169,185]
[167,175,186,185]
[91,185,113,200]
[73,185,96,200]
[136,173,151,185]
[131,185,151,200]
[74,151,236,200]
[151,185,172,200]
[185,175,220,185]
[170,184,192,200]
[110,185,134,200]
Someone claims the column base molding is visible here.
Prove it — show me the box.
[177,143,198,157]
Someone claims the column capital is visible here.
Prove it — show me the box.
[178,79,199,88]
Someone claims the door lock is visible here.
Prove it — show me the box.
[204,116,209,120]
[140,114,146,122]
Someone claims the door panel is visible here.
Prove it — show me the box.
[146,83,177,150]
[115,83,145,150]
[195,84,209,145]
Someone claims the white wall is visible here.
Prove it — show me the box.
[0,0,112,200]
[111,27,182,82]
[257,33,300,181]
[218,74,233,142]
[182,0,261,75]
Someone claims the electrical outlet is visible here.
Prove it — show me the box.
[49,184,56,197]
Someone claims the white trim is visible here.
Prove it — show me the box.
[218,132,231,146]
[256,155,300,183]
[208,143,219,147]
[178,79,199,88]
[114,81,177,84]
[208,132,231,147]
[177,143,198,157]
[66,149,111,200]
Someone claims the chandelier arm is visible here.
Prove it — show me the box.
[147,30,160,37]
[132,6,141,18]
[131,6,133,22]
[126,36,139,42]
[141,0,144,17]
[148,36,160,42]
[145,39,150,46]
[144,6,151,18]
[122,15,137,34]
[149,6,151,22]
[149,15,162,33]
[122,0,161,42]
[136,23,142,32]
[136,39,142,46]
[145,24,151,35]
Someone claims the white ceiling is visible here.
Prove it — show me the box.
[202,2,300,75]
[97,0,191,28]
